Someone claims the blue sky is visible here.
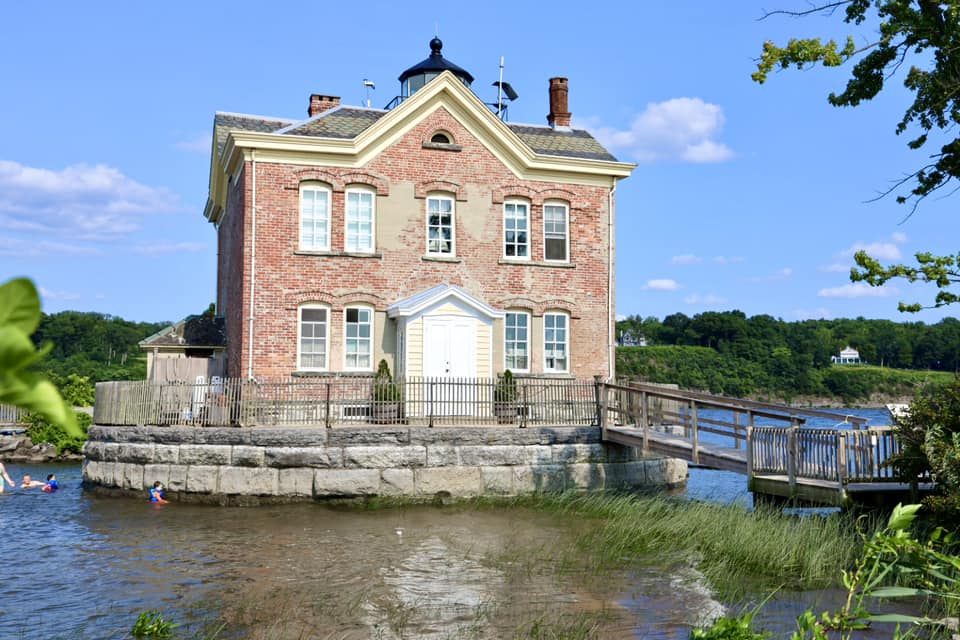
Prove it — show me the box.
[1,2,955,324]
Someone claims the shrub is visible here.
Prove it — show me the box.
[24,409,90,454]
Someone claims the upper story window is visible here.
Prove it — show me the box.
[300,183,330,251]
[505,311,530,373]
[344,306,373,370]
[427,195,455,255]
[504,200,529,259]
[543,312,569,373]
[543,202,569,262]
[345,188,375,253]
[298,304,329,371]
[430,132,452,144]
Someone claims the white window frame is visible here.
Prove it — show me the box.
[299,183,331,251]
[343,305,374,371]
[504,311,531,373]
[344,187,375,253]
[543,201,569,263]
[297,304,330,371]
[503,199,530,260]
[426,194,456,256]
[543,312,569,373]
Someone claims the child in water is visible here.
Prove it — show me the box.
[42,474,58,493]
[149,481,168,504]
[20,474,46,489]
[0,462,14,492]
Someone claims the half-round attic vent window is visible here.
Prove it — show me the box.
[430,132,452,144]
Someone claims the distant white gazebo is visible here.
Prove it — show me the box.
[831,346,862,365]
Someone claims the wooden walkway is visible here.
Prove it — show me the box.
[600,382,931,508]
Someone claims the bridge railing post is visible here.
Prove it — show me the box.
[746,425,754,479]
[787,425,798,495]
[691,400,699,465]
[594,376,607,439]
[640,390,649,453]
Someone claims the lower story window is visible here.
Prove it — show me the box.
[505,312,529,372]
[299,306,328,370]
[544,312,568,373]
[345,307,372,370]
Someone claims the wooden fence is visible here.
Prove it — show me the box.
[0,404,25,426]
[750,426,904,483]
[94,377,599,428]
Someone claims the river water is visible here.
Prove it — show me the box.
[0,408,892,639]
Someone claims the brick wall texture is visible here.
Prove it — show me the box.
[218,107,616,379]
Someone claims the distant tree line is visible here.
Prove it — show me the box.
[31,311,168,385]
[616,312,960,401]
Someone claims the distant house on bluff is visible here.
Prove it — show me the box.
[831,346,863,365]
[203,38,634,381]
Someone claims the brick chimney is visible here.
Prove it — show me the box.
[308,94,341,117]
[547,77,571,128]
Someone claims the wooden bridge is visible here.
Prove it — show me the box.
[598,381,931,508]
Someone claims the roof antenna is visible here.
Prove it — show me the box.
[490,55,518,121]
[363,79,375,108]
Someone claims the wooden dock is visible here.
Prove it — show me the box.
[599,382,930,508]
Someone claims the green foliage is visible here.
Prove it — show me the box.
[53,373,95,407]
[373,358,401,403]
[131,610,178,638]
[754,1,960,209]
[25,409,90,454]
[616,311,960,400]
[0,278,78,436]
[495,369,518,404]
[690,609,770,640]
[852,250,960,312]
[889,378,960,525]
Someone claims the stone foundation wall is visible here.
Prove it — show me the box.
[83,425,687,502]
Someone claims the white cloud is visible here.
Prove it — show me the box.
[590,97,734,164]
[0,237,103,257]
[615,314,627,321]
[818,283,898,298]
[750,267,792,282]
[0,159,182,242]
[670,254,702,265]
[684,293,728,305]
[891,231,908,244]
[713,255,744,265]
[841,241,901,261]
[819,263,849,273]
[174,134,213,153]
[131,242,208,256]
[39,286,81,301]
[790,307,833,320]
[644,279,681,291]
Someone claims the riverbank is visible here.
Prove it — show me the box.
[0,433,81,463]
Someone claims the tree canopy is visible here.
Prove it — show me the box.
[754,1,960,311]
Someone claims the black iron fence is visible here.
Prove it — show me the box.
[94,377,599,428]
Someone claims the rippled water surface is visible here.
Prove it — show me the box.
[0,459,854,639]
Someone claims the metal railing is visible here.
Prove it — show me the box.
[94,377,599,428]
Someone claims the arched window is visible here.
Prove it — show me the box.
[344,186,375,253]
[543,200,569,262]
[504,310,530,373]
[298,303,330,371]
[503,199,530,259]
[426,194,455,255]
[543,311,569,373]
[344,305,374,371]
[430,132,452,144]
[299,183,331,251]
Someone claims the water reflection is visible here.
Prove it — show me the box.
[0,463,856,639]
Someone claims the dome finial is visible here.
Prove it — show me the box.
[430,37,443,56]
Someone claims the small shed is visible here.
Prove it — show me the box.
[140,315,227,382]
[618,331,647,347]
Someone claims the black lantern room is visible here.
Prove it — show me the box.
[398,38,474,99]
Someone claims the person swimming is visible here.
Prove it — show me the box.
[42,474,58,493]
[0,462,14,493]
[20,474,46,489]
[149,481,168,504]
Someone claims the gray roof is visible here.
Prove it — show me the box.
[212,104,618,162]
[140,316,227,350]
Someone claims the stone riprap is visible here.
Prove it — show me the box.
[83,425,687,502]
